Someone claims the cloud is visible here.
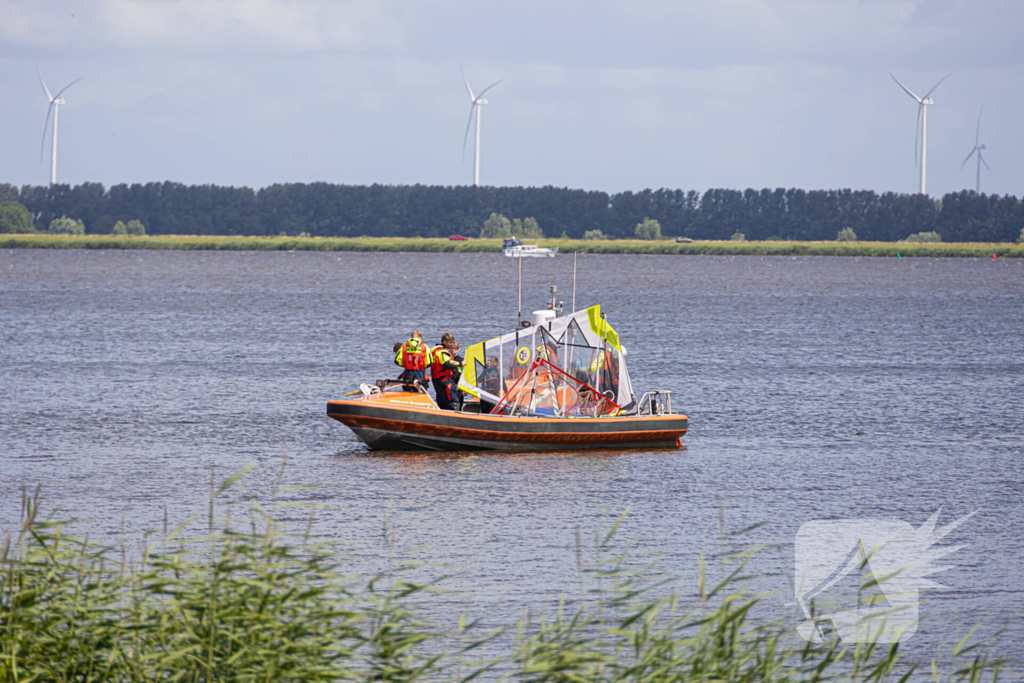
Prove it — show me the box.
[0,0,406,54]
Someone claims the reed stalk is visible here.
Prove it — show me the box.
[0,474,1005,682]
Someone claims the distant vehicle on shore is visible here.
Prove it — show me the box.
[675,236,693,243]
[449,234,470,241]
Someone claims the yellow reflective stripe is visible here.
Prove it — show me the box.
[586,305,621,352]
[461,340,487,388]
[433,346,451,365]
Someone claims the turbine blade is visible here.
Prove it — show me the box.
[961,148,976,169]
[38,70,53,101]
[41,102,54,162]
[923,71,955,100]
[476,79,503,101]
[54,78,82,100]
[975,103,984,146]
[980,153,990,170]
[461,65,475,101]
[462,104,476,162]
[890,72,922,102]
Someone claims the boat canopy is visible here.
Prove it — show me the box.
[457,305,637,416]
[502,237,524,248]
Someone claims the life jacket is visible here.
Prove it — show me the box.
[536,343,558,364]
[589,349,618,388]
[402,339,428,371]
[430,345,453,381]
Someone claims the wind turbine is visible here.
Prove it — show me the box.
[461,67,502,187]
[890,71,954,195]
[39,71,81,186]
[961,105,989,194]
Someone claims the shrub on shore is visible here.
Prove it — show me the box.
[47,216,85,235]
[110,220,128,235]
[513,217,544,239]
[634,218,661,240]
[731,231,746,241]
[480,212,513,238]
[481,214,544,239]
[0,202,34,234]
[583,229,607,240]
[901,231,942,243]
[837,226,858,242]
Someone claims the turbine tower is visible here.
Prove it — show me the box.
[461,68,502,187]
[39,71,81,186]
[961,105,989,194]
[890,71,953,195]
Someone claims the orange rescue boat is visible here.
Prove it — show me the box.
[327,304,687,452]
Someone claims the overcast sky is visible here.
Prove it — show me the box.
[1,0,1021,197]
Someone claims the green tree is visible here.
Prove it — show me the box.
[836,227,857,242]
[1017,228,1024,244]
[111,220,128,235]
[0,183,19,203]
[48,216,85,235]
[583,229,607,240]
[0,201,35,233]
[634,217,661,240]
[126,219,146,236]
[730,231,746,241]
[480,213,513,238]
[520,216,544,239]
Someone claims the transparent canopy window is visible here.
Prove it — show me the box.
[458,305,637,416]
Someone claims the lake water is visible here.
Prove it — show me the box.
[2,249,1022,668]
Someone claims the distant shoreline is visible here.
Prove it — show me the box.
[2,234,1022,257]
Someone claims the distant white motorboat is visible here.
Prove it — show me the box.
[502,237,558,258]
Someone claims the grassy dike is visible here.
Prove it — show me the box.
[2,233,1023,257]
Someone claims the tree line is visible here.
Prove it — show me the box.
[2,181,1021,242]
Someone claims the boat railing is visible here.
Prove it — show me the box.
[637,391,673,415]
[362,379,431,396]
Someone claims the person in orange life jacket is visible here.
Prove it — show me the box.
[536,342,558,365]
[589,348,619,397]
[394,331,434,392]
[430,333,464,410]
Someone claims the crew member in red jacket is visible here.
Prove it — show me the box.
[430,333,465,410]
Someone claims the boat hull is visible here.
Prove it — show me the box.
[502,246,559,258]
[326,399,687,452]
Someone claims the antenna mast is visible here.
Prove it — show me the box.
[517,253,522,326]
[572,252,577,313]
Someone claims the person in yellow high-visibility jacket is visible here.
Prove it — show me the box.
[394,331,434,391]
